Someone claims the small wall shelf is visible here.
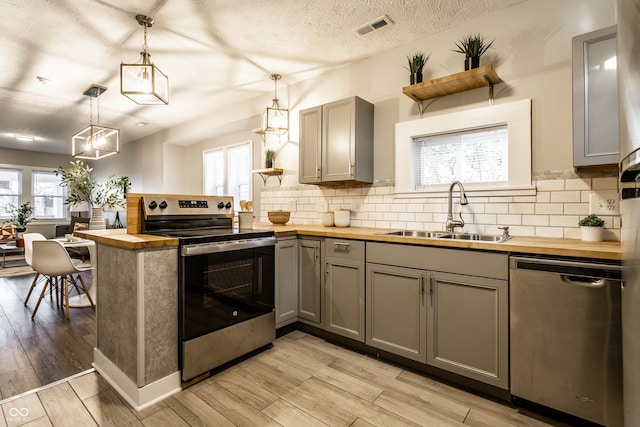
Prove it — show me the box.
[253,168,284,185]
[402,65,501,114]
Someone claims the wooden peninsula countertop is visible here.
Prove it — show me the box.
[75,224,622,261]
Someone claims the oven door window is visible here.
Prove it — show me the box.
[181,246,274,341]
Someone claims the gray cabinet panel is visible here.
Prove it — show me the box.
[427,271,509,389]
[325,238,365,261]
[298,238,323,325]
[325,256,365,341]
[366,242,508,280]
[299,106,322,183]
[573,25,619,166]
[366,263,427,362]
[275,238,297,327]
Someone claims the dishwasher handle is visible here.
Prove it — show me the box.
[561,275,606,288]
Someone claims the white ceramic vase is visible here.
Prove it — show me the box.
[580,226,603,242]
[89,207,107,230]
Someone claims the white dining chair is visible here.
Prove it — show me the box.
[31,240,95,320]
[22,232,47,305]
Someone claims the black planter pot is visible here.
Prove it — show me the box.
[265,160,273,169]
[410,72,423,85]
[464,56,481,70]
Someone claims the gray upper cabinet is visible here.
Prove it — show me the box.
[299,96,374,184]
[299,106,322,184]
[573,25,619,167]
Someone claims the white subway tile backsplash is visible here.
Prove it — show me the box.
[259,175,621,241]
[550,191,581,203]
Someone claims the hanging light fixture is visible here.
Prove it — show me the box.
[120,14,168,105]
[72,84,120,160]
[261,74,289,135]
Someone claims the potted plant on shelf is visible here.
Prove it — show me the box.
[404,52,430,85]
[578,214,605,242]
[453,33,494,70]
[56,160,128,230]
[265,149,276,168]
[3,202,34,247]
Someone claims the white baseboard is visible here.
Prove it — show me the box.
[93,349,181,411]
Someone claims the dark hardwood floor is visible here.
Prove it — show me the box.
[0,271,95,401]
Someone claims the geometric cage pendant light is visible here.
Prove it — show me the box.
[72,84,120,160]
[261,74,288,135]
[120,15,169,105]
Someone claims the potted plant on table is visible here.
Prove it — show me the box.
[453,33,494,70]
[3,202,34,247]
[404,52,430,85]
[578,214,605,242]
[56,160,128,230]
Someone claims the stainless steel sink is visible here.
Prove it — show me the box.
[379,230,449,238]
[379,230,510,243]
[437,233,510,243]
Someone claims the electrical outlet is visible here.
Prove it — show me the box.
[318,201,328,212]
[287,200,297,211]
[589,190,619,215]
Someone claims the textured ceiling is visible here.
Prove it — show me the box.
[0,0,524,155]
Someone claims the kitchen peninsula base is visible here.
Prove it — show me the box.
[91,243,181,411]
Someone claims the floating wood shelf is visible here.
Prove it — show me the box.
[253,168,284,185]
[402,65,501,110]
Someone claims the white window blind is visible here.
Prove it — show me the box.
[412,125,508,189]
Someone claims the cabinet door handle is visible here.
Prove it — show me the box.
[350,163,355,177]
[428,273,434,305]
[317,167,321,179]
[420,275,425,298]
[333,242,350,250]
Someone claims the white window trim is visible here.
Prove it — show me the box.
[202,140,253,210]
[394,98,534,198]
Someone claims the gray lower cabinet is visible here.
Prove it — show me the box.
[324,238,365,341]
[427,271,509,389]
[275,237,298,328]
[366,263,427,362]
[298,238,323,326]
[366,241,509,389]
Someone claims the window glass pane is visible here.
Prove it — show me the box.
[227,143,251,210]
[204,150,224,195]
[203,142,253,211]
[32,171,65,219]
[413,125,508,189]
[0,168,21,218]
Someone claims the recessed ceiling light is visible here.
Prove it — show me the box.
[136,122,149,127]
[15,134,34,142]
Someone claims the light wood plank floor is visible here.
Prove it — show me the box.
[0,331,569,427]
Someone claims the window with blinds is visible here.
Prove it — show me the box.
[412,125,508,189]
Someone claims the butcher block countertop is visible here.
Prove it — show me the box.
[76,224,622,261]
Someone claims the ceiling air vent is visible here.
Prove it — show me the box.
[353,15,393,36]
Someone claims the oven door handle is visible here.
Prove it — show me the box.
[181,237,276,256]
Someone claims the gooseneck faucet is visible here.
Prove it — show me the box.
[446,180,469,232]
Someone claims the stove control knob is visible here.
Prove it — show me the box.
[217,202,225,209]
[159,201,168,209]
[225,201,232,209]
[148,201,158,209]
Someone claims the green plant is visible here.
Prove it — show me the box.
[56,160,127,209]
[266,149,276,162]
[579,214,605,227]
[3,202,34,229]
[453,34,494,57]
[404,52,430,74]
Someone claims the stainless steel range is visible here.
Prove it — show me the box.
[141,195,276,382]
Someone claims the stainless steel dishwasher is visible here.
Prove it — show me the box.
[510,256,623,427]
